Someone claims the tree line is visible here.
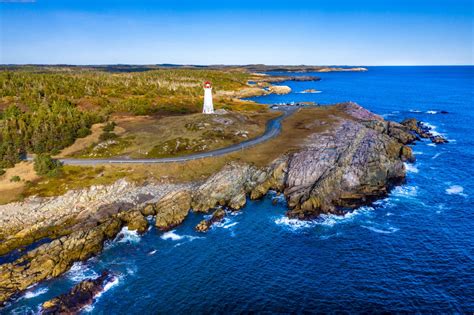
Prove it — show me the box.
[0,67,251,172]
[0,101,100,169]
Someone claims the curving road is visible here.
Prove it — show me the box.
[58,107,296,165]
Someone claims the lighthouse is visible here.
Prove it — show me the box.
[202,81,214,114]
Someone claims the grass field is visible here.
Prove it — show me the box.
[15,106,348,200]
[69,111,278,159]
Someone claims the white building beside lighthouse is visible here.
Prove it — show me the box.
[202,81,214,114]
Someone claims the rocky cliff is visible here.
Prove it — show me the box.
[0,102,418,305]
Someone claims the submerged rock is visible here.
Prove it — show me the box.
[42,270,114,314]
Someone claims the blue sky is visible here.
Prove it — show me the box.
[0,0,473,65]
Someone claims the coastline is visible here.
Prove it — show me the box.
[0,99,421,306]
[2,66,451,311]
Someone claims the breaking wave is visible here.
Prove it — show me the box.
[274,206,375,230]
[391,185,418,198]
[22,287,48,299]
[116,227,142,244]
[66,262,99,282]
[422,122,443,136]
[94,276,120,299]
[404,162,419,173]
[161,230,202,242]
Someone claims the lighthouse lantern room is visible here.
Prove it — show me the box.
[202,81,214,114]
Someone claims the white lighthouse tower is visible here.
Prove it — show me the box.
[202,81,214,114]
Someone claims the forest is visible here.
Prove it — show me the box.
[0,66,252,171]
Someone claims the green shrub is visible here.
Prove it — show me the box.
[33,154,63,177]
[0,169,5,176]
[77,127,92,138]
[103,121,116,132]
[99,132,118,142]
[10,175,21,182]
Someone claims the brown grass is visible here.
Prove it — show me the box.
[0,161,39,203]
[17,106,347,200]
[69,110,278,159]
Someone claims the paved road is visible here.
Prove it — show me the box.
[58,107,296,165]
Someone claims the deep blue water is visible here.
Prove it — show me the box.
[4,66,474,314]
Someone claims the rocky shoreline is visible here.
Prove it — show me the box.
[0,102,433,306]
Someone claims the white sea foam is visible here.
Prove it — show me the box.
[427,143,436,147]
[297,90,321,94]
[222,222,238,229]
[361,225,399,234]
[94,276,120,299]
[409,109,422,113]
[161,230,203,242]
[82,276,121,313]
[413,151,423,155]
[391,185,418,198]
[22,287,48,299]
[161,230,183,241]
[274,206,374,230]
[446,185,467,197]
[83,305,95,313]
[274,216,315,230]
[432,153,442,159]
[426,110,438,114]
[66,262,99,282]
[116,227,141,243]
[422,122,443,136]
[373,198,393,208]
[404,162,419,173]
[148,249,157,255]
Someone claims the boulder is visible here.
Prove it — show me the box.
[155,190,192,231]
[269,85,292,95]
[195,209,226,233]
[118,210,148,233]
[141,204,156,216]
[401,118,431,138]
[430,135,449,144]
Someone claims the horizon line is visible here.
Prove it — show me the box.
[1,63,473,67]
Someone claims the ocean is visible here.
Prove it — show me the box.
[3,66,473,314]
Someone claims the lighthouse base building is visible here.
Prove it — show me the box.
[203,81,214,114]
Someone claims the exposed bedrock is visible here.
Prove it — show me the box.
[0,218,122,304]
[0,102,418,305]
[401,118,448,144]
[154,190,192,231]
[41,270,114,314]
